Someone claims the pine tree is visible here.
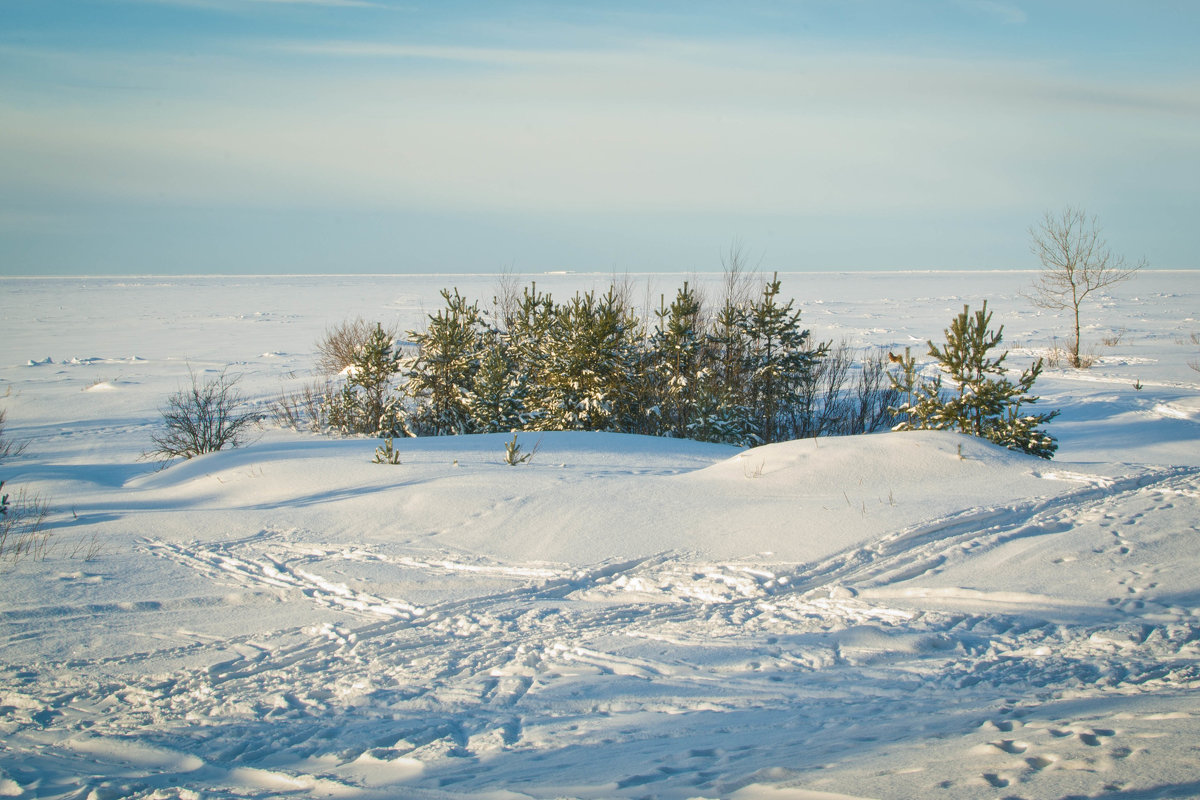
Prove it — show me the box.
[890,303,1058,458]
[739,273,827,444]
[324,323,405,436]
[503,283,555,430]
[649,282,708,438]
[466,328,526,433]
[531,289,641,432]
[704,292,759,445]
[405,289,486,436]
[975,358,1059,459]
[684,381,758,446]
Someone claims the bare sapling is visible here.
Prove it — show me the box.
[1026,207,1146,368]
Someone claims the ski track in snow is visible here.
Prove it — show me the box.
[3,468,1199,799]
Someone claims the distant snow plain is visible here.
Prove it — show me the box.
[1,270,1198,800]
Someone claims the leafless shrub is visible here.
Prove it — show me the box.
[845,347,902,435]
[0,483,51,568]
[147,368,259,462]
[0,409,28,459]
[492,265,523,331]
[1042,337,1097,369]
[791,343,901,438]
[315,317,399,376]
[793,339,848,438]
[270,379,335,432]
[719,239,760,311]
[1179,332,1200,374]
[1101,328,1127,348]
[66,529,105,562]
[1,408,51,567]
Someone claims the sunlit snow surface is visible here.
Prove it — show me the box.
[1,271,1198,799]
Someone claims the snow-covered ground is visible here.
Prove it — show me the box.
[1,270,1198,800]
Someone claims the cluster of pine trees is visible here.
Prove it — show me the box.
[279,275,1058,458]
[314,274,904,448]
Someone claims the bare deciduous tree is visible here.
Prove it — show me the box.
[1026,207,1146,368]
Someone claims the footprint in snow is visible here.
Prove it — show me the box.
[981,772,1010,788]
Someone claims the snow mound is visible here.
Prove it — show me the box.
[125,430,1094,567]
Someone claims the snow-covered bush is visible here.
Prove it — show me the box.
[466,333,526,434]
[646,282,712,439]
[739,272,828,443]
[530,288,642,433]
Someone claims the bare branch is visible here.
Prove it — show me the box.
[719,238,760,311]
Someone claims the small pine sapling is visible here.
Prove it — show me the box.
[887,347,946,431]
[373,437,401,465]
[503,434,539,465]
[890,303,1059,459]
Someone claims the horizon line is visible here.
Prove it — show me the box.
[5,267,1199,281]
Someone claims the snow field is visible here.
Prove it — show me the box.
[0,271,1198,799]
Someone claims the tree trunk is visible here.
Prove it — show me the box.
[1072,302,1082,368]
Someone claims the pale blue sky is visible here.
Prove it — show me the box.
[2,1,1197,275]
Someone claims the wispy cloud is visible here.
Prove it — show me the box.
[4,20,1197,258]
[7,34,1194,222]
[271,40,584,65]
[4,1,1199,271]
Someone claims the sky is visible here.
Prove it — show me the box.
[1,0,1197,276]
